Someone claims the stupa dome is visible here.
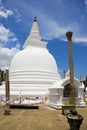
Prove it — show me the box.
[10,47,59,79]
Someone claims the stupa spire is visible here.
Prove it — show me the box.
[23,17,47,49]
[34,16,37,22]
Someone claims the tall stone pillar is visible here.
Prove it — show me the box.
[66,31,76,105]
[0,69,2,85]
[5,70,10,100]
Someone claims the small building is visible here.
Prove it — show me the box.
[49,71,86,109]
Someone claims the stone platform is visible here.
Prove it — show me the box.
[9,104,39,109]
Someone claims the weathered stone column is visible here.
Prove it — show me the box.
[5,70,10,100]
[66,31,76,105]
[0,69,2,85]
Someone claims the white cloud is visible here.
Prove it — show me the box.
[0,0,13,18]
[0,1,21,69]
[0,24,10,43]
[0,1,21,22]
[13,9,21,22]
[0,9,13,18]
[0,46,20,69]
[74,37,87,43]
[39,15,87,45]
[0,24,17,45]
[43,19,69,40]
[15,43,21,49]
[84,0,87,12]
[84,0,87,5]
[38,15,70,40]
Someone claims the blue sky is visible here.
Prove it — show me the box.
[0,0,87,80]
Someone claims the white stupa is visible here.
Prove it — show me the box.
[9,17,60,98]
[0,17,86,108]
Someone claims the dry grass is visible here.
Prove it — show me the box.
[0,105,87,130]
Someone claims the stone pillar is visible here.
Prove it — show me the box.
[0,69,2,85]
[66,32,76,105]
[5,70,10,100]
[63,70,66,79]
